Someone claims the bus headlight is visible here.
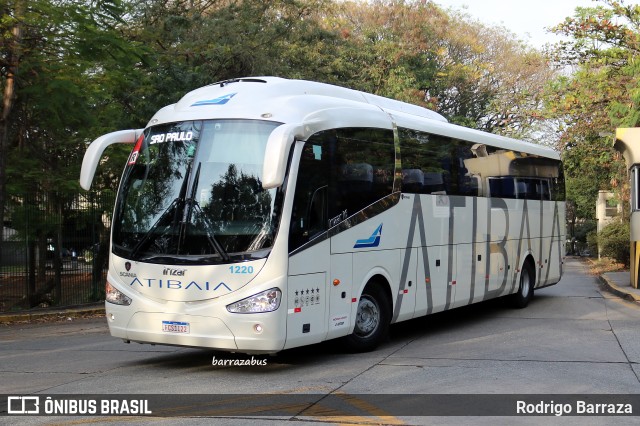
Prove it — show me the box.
[226,288,281,314]
[106,281,132,306]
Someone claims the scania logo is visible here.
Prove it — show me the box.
[125,262,131,271]
[129,278,232,292]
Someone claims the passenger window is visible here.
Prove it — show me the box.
[332,128,395,220]
[489,178,516,199]
[540,180,551,201]
[399,128,476,196]
[289,128,395,252]
[398,127,564,201]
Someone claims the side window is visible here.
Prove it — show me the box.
[331,128,395,222]
[397,130,564,201]
[454,142,478,196]
[516,178,537,200]
[489,177,554,200]
[536,179,551,201]
[399,128,477,196]
[289,128,395,252]
[471,147,564,201]
[515,178,552,201]
[289,140,329,252]
[551,164,566,201]
[488,177,516,198]
[399,128,448,195]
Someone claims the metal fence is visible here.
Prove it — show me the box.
[0,191,115,312]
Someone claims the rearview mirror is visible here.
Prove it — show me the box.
[262,124,301,189]
[80,129,143,190]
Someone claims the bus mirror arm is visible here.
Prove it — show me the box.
[80,129,144,190]
[262,123,303,189]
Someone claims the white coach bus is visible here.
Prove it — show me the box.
[80,77,565,354]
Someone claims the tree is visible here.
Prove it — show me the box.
[1,0,143,305]
[430,9,556,138]
[545,0,640,224]
[322,1,555,138]
[0,0,25,267]
[323,0,446,102]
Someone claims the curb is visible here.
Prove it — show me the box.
[598,274,640,303]
[0,304,105,324]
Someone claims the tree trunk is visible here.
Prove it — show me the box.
[0,0,25,270]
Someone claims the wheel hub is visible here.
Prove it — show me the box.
[356,297,379,337]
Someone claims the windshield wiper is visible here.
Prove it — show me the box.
[179,162,230,262]
[128,155,195,260]
[128,197,180,260]
[188,201,230,262]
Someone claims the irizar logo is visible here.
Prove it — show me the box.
[163,267,186,276]
[353,224,383,248]
[191,93,237,106]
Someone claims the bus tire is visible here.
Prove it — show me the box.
[512,261,534,309]
[344,284,390,352]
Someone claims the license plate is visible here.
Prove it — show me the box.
[162,321,190,334]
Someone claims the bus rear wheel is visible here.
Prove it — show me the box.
[512,261,534,308]
[344,284,390,352]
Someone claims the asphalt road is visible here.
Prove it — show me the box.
[1,257,640,425]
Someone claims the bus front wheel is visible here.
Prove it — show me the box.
[344,284,390,352]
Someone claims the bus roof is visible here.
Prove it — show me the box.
[148,77,559,160]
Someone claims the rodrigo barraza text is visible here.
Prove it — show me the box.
[516,400,632,416]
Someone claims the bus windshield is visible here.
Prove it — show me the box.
[112,119,283,264]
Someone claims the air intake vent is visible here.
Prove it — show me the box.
[211,78,268,88]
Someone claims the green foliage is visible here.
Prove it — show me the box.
[587,230,598,256]
[0,0,562,199]
[575,220,597,243]
[562,135,621,220]
[598,220,630,267]
[545,0,640,221]
[1,0,146,195]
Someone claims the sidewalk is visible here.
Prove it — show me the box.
[599,270,640,303]
[0,303,104,324]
